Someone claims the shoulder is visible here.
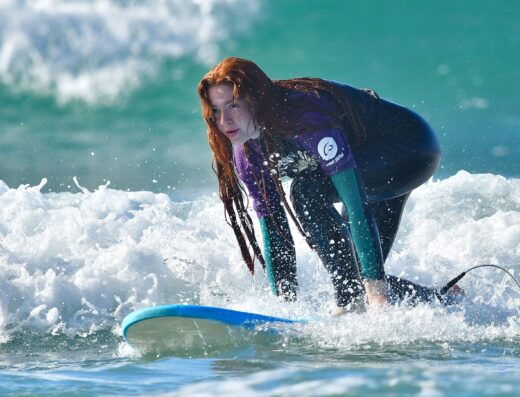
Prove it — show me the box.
[288,91,338,132]
[291,89,336,110]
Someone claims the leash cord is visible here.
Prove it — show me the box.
[439,264,520,295]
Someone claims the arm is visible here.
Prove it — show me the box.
[233,142,298,299]
[258,206,298,300]
[294,124,389,306]
[330,167,389,307]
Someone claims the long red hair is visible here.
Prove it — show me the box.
[198,57,366,274]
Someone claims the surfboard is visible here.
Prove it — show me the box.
[122,304,302,356]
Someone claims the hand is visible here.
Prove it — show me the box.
[364,279,389,310]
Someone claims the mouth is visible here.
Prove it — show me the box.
[225,129,239,137]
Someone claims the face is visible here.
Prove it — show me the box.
[208,84,260,146]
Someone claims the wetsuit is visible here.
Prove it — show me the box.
[234,82,443,308]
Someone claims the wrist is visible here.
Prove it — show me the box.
[364,279,389,309]
[364,279,387,296]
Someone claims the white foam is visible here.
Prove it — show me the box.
[0,171,519,346]
[0,0,261,104]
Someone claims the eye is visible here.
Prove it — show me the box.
[211,108,220,115]
[230,102,239,109]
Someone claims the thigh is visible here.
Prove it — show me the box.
[289,169,339,216]
[290,169,364,306]
[291,169,408,263]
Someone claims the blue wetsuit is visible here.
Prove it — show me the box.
[234,82,442,307]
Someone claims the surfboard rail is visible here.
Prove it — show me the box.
[122,304,301,341]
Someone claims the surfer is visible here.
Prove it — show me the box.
[198,57,460,312]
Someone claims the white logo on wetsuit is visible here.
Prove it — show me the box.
[317,137,338,160]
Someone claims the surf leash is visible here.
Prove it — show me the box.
[439,264,520,295]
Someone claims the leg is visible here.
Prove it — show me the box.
[341,192,442,305]
[372,193,410,261]
[340,192,410,261]
[385,274,441,304]
[371,194,442,304]
[290,170,364,308]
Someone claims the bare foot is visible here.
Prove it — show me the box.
[441,283,466,305]
[448,284,465,297]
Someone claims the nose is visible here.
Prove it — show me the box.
[219,109,232,126]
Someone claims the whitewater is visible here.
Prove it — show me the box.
[0,171,518,337]
[0,172,519,395]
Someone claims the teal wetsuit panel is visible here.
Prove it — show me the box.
[330,167,385,280]
[259,207,297,299]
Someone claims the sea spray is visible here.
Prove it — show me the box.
[0,171,519,348]
[0,0,261,104]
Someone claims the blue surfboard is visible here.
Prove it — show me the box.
[122,304,302,356]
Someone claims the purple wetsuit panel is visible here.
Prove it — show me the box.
[293,129,356,176]
[233,139,281,218]
[233,102,357,218]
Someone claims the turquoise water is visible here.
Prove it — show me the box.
[1,0,518,193]
[0,0,519,395]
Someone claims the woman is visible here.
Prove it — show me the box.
[198,57,451,311]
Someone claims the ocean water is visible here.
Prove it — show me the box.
[0,0,519,396]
